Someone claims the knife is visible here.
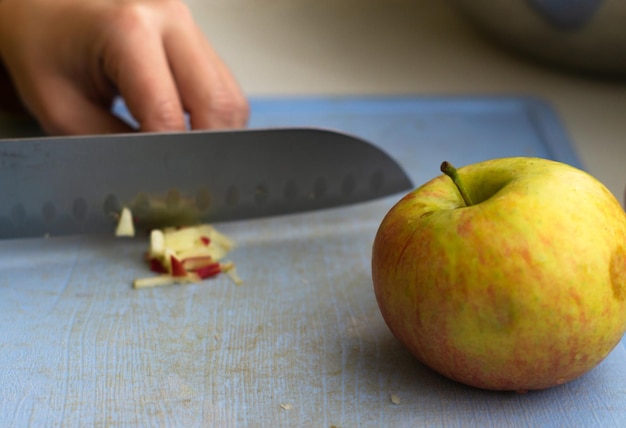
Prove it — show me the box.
[0,127,413,239]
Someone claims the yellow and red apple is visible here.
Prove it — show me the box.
[372,157,626,392]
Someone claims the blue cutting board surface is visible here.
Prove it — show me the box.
[2,97,625,428]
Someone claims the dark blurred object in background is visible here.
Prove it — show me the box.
[0,60,31,117]
[447,0,626,78]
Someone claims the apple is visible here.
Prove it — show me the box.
[371,157,626,392]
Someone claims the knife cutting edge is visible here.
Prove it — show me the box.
[0,127,413,239]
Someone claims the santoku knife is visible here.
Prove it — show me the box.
[0,127,413,238]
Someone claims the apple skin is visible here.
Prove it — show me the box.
[372,157,626,392]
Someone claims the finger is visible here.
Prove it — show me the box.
[208,52,250,128]
[164,23,249,130]
[101,13,186,132]
[21,75,132,135]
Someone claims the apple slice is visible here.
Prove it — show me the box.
[115,207,135,237]
[199,225,235,251]
[149,229,165,258]
[133,272,201,289]
[163,227,204,253]
[169,255,187,277]
[176,246,213,260]
[149,258,168,274]
[220,261,243,285]
[193,262,222,279]
[182,256,215,270]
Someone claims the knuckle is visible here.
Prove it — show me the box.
[143,97,186,131]
[205,92,250,129]
[105,3,153,33]
[160,0,193,21]
[108,0,192,27]
[101,0,194,35]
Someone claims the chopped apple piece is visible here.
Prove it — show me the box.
[201,225,235,251]
[149,229,165,258]
[176,246,214,260]
[221,262,243,285]
[169,255,187,277]
[194,262,222,279]
[163,227,204,252]
[116,209,242,288]
[115,207,135,237]
[149,258,167,274]
[133,272,201,289]
[182,256,215,270]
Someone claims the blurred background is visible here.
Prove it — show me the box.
[187,0,626,199]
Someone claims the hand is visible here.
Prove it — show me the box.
[0,0,249,135]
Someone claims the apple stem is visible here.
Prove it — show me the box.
[440,161,474,207]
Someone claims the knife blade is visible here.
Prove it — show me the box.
[0,127,413,238]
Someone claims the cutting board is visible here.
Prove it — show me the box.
[2,97,624,428]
